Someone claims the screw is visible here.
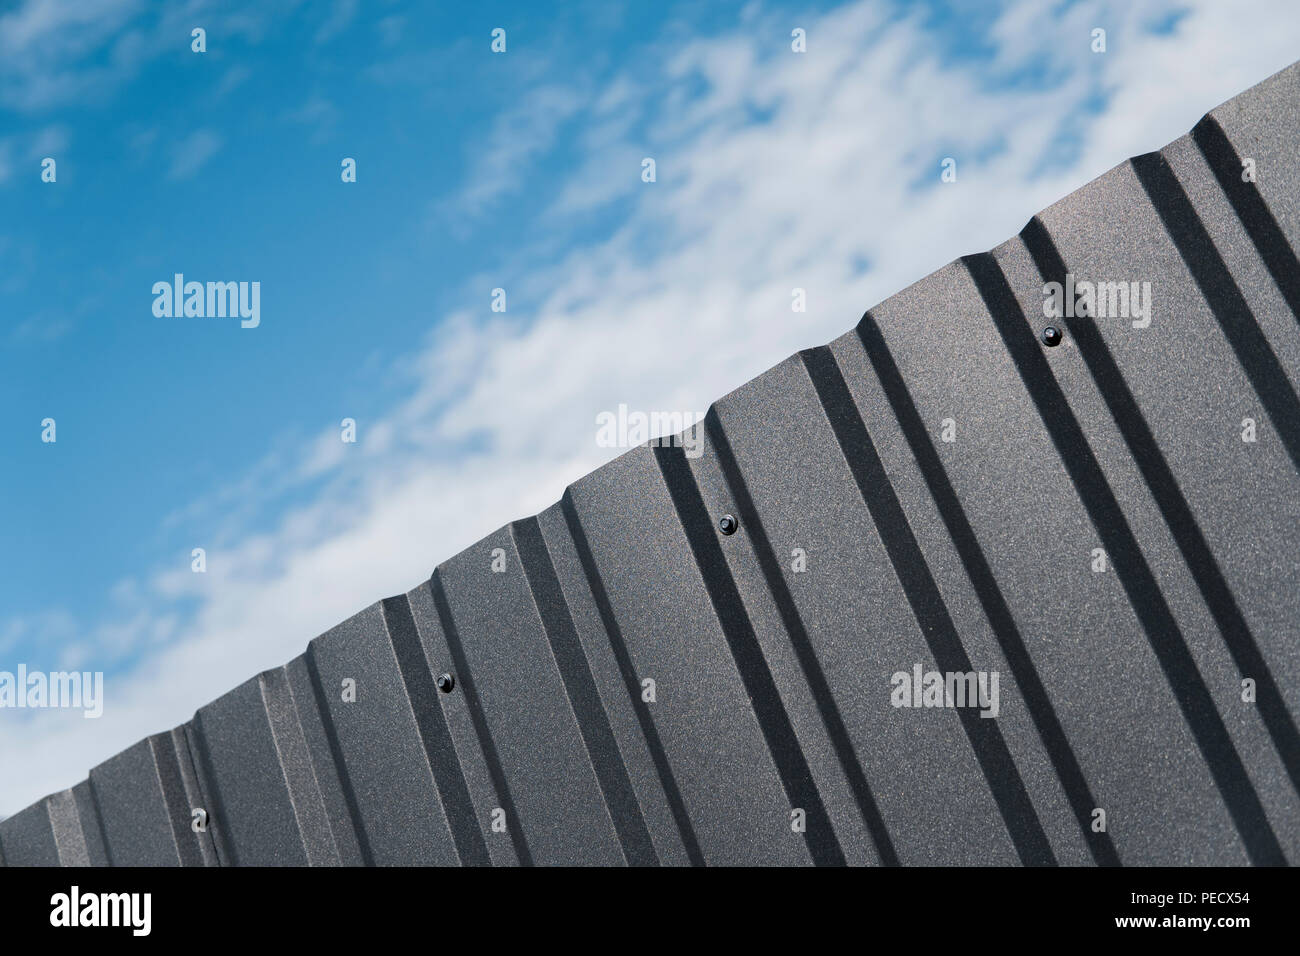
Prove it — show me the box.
[436,673,455,693]
[718,514,738,535]
[1041,326,1062,347]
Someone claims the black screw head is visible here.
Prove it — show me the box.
[436,673,455,693]
[718,514,738,535]
[1041,326,1062,347]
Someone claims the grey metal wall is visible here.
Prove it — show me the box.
[4,60,1299,866]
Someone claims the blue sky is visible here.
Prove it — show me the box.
[3,0,727,657]
[3,0,1300,813]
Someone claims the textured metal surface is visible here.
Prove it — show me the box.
[4,62,1300,866]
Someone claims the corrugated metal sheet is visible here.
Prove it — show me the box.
[4,61,1300,866]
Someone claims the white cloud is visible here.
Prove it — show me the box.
[167,128,223,180]
[313,0,357,47]
[438,83,586,222]
[5,0,1300,814]
[0,0,159,111]
[0,0,287,112]
[285,95,338,143]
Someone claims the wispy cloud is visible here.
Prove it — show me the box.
[167,128,223,180]
[9,314,73,343]
[375,15,404,48]
[0,0,156,111]
[314,0,357,47]
[285,95,338,143]
[438,83,586,223]
[0,125,68,186]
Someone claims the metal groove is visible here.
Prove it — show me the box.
[964,250,1286,866]
[800,345,1057,866]
[71,781,110,867]
[1020,216,1300,800]
[558,490,707,866]
[256,669,342,866]
[303,644,375,865]
[854,313,1121,866]
[177,725,221,866]
[704,409,901,866]
[511,517,659,866]
[1191,115,1300,326]
[1131,151,1300,474]
[185,714,239,865]
[46,791,89,866]
[380,595,491,866]
[429,569,534,866]
[654,443,847,867]
[83,776,117,867]
[147,733,204,867]
[170,728,218,866]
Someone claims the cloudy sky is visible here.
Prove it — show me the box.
[2,0,1299,815]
